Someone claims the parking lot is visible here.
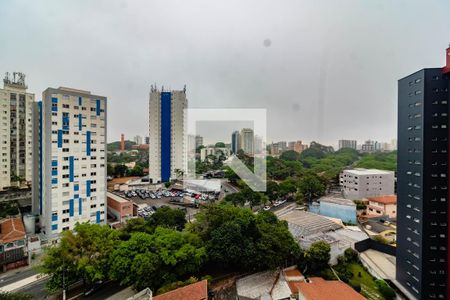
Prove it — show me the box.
[118,188,219,221]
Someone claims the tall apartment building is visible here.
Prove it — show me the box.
[195,135,203,150]
[0,73,34,191]
[240,128,254,155]
[149,85,187,183]
[231,131,240,154]
[254,135,263,154]
[288,140,308,153]
[32,87,107,236]
[340,168,395,200]
[338,139,357,150]
[134,135,143,145]
[396,47,450,299]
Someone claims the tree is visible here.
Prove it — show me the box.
[297,173,325,202]
[214,142,225,148]
[189,204,302,272]
[128,165,144,176]
[304,241,330,273]
[375,280,396,300]
[38,223,120,292]
[265,181,279,201]
[223,193,245,207]
[278,179,297,198]
[241,187,262,209]
[109,228,207,291]
[280,150,300,161]
[114,164,128,177]
[147,206,187,231]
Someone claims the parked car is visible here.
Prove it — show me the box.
[263,205,271,211]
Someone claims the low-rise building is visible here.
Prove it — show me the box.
[366,195,397,218]
[153,279,208,300]
[0,217,27,271]
[236,266,364,300]
[107,192,134,223]
[340,168,395,200]
[293,277,366,300]
[277,210,368,264]
[310,196,357,224]
[200,147,230,162]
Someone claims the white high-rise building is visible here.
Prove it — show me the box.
[32,87,107,236]
[240,128,254,155]
[149,85,187,183]
[0,73,34,191]
[338,139,357,150]
[133,135,143,145]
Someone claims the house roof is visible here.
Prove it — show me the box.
[153,280,208,300]
[368,195,397,205]
[0,217,26,244]
[291,277,366,300]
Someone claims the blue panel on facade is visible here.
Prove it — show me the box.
[57,130,63,148]
[69,156,74,182]
[86,180,91,197]
[74,184,79,191]
[52,214,58,221]
[62,113,69,130]
[51,178,58,184]
[78,96,82,106]
[52,106,58,112]
[78,114,82,130]
[96,211,101,223]
[52,224,58,231]
[52,97,58,103]
[69,199,74,217]
[74,194,79,199]
[86,131,91,156]
[96,99,101,116]
[38,102,42,215]
[160,92,171,182]
[52,169,58,176]
[52,160,58,167]
[79,198,82,215]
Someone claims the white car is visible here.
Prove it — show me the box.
[263,206,271,211]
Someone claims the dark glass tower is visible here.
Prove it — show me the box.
[397,47,450,299]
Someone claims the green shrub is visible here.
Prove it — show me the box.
[375,279,396,300]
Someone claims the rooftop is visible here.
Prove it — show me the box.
[278,211,342,237]
[368,195,397,204]
[107,192,130,203]
[343,168,393,176]
[319,196,356,207]
[0,217,26,244]
[153,280,208,300]
[292,277,366,300]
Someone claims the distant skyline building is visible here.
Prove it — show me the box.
[396,47,450,299]
[120,133,125,152]
[133,135,143,145]
[32,87,107,236]
[148,85,187,183]
[254,135,263,154]
[0,72,34,191]
[145,136,150,145]
[288,140,307,153]
[195,135,203,149]
[240,128,254,155]
[360,140,381,153]
[338,139,357,150]
[231,130,240,154]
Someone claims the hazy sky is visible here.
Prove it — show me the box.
[1,0,450,147]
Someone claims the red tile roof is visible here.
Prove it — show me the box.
[0,217,26,244]
[367,195,397,205]
[290,277,366,300]
[153,280,208,300]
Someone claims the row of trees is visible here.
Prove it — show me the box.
[39,205,334,295]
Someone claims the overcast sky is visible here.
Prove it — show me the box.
[1,0,450,147]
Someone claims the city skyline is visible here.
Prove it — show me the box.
[1,1,450,146]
